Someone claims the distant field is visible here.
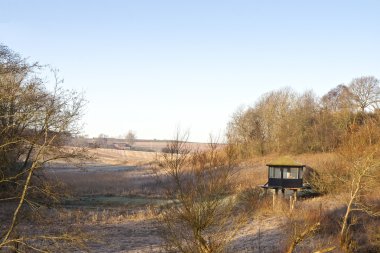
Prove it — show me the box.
[84,141,223,165]
[88,148,158,165]
[133,140,215,152]
[78,137,222,152]
[45,148,160,198]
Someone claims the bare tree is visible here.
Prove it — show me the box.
[0,45,87,252]
[336,119,380,249]
[227,107,267,156]
[156,132,245,253]
[125,130,136,146]
[96,133,108,148]
[227,88,323,154]
[349,76,380,112]
[255,87,296,153]
[227,79,380,155]
[285,90,319,153]
[286,222,320,253]
[321,84,353,112]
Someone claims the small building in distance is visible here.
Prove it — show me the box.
[113,142,131,150]
[262,156,305,192]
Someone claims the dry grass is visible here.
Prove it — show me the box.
[32,150,380,252]
[49,166,161,197]
[56,205,160,225]
[133,140,214,152]
[88,148,158,166]
[44,148,163,197]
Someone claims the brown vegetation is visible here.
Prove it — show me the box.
[227,77,380,156]
[0,44,87,252]
[155,133,246,253]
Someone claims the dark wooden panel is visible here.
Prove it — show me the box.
[268,178,303,188]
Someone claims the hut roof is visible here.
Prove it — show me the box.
[266,156,304,167]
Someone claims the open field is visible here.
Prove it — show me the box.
[2,148,378,252]
[88,148,159,166]
[41,148,292,252]
[36,149,359,252]
[132,140,214,152]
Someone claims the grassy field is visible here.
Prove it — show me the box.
[36,148,380,252]
[43,148,277,252]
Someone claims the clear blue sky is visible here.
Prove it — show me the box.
[1,1,379,142]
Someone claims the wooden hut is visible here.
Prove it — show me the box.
[262,156,305,191]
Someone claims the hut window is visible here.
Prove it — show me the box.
[269,167,282,178]
[269,167,274,178]
[274,167,282,178]
[283,168,299,179]
[299,167,304,179]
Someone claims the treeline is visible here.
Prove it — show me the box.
[227,76,380,156]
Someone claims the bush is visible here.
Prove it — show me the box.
[237,186,266,213]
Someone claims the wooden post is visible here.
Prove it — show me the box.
[290,196,293,211]
[288,190,297,211]
[273,189,278,210]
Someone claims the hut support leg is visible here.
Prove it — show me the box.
[273,189,278,210]
[290,196,293,211]
[289,190,297,211]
